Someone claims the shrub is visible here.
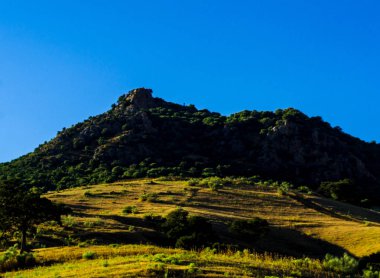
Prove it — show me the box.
[161,208,216,249]
[228,177,253,186]
[152,253,183,265]
[206,177,225,191]
[196,177,232,191]
[102,260,109,267]
[319,179,356,202]
[229,217,269,239]
[123,206,138,214]
[187,178,200,186]
[161,208,189,240]
[297,186,312,194]
[276,182,293,196]
[143,213,164,227]
[187,263,199,275]
[363,267,380,278]
[139,193,159,202]
[63,235,78,246]
[82,251,97,260]
[0,245,36,272]
[175,234,198,249]
[84,191,94,197]
[359,251,380,271]
[202,168,217,177]
[323,253,358,274]
[62,215,77,227]
[16,252,36,267]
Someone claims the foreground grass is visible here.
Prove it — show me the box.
[5,244,337,277]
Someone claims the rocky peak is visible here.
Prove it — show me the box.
[122,88,155,109]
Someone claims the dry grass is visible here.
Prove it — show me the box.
[4,244,336,278]
[41,178,380,257]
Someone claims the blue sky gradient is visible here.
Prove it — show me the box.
[0,0,379,162]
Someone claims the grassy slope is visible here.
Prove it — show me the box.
[45,179,380,257]
[4,178,380,277]
[5,245,332,278]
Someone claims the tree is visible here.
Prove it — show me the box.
[229,217,269,239]
[0,181,69,252]
[319,179,356,202]
[160,208,216,249]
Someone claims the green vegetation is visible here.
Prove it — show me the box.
[319,179,358,203]
[322,253,359,274]
[228,217,269,239]
[160,208,216,249]
[122,205,138,214]
[139,192,158,202]
[82,251,96,260]
[0,181,69,252]
[0,245,36,272]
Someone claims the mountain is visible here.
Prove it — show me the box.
[1,88,380,205]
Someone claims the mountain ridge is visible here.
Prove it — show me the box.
[1,88,380,205]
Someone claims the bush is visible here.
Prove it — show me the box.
[197,177,232,191]
[161,208,216,249]
[62,215,77,227]
[143,213,164,223]
[102,260,109,267]
[175,234,198,249]
[139,193,159,202]
[187,178,200,186]
[323,253,358,274]
[0,245,36,272]
[202,168,217,177]
[276,182,293,196]
[82,251,97,260]
[206,177,225,191]
[319,179,356,202]
[161,208,189,240]
[84,190,97,197]
[187,262,199,275]
[16,252,36,267]
[297,186,312,194]
[359,251,380,271]
[229,217,269,239]
[123,206,138,214]
[363,267,380,278]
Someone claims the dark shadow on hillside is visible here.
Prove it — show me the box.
[210,220,351,259]
[289,194,380,223]
[78,230,162,245]
[309,195,380,224]
[256,226,352,259]
[83,215,351,259]
[103,215,157,229]
[184,202,253,215]
[67,203,99,211]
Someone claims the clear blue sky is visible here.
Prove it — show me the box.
[1,0,379,163]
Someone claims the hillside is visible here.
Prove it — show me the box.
[1,88,380,206]
[40,179,380,258]
[4,178,380,277]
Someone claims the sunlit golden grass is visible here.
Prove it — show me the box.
[4,244,335,278]
[42,178,380,257]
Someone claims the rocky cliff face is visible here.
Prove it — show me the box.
[1,88,379,203]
